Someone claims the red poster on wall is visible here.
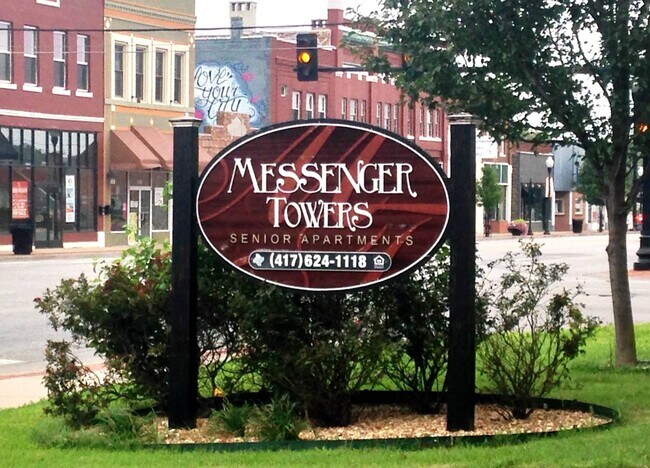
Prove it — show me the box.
[12,181,29,220]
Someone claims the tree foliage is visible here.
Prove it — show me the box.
[352,0,649,365]
[477,165,503,220]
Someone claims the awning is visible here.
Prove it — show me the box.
[131,126,174,170]
[110,126,216,173]
[110,129,169,171]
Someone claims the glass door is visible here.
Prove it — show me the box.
[128,188,151,241]
[33,167,63,248]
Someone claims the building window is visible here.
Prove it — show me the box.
[53,31,66,88]
[555,199,565,215]
[152,172,170,231]
[173,52,184,104]
[0,22,10,82]
[393,104,399,132]
[305,93,315,119]
[376,102,382,126]
[154,49,166,102]
[280,84,287,97]
[24,26,38,85]
[419,107,425,136]
[76,35,89,91]
[426,109,433,137]
[383,103,391,130]
[341,98,347,119]
[485,163,509,220]
[406,106,414,136]
[114,42,125,98]
[349,99,358,121]
[134,46,146,101]
[317,94,327,118]
[432,108,441,138]
[0,126,97,235]
[360,100,367,123]
[292,91,301,120]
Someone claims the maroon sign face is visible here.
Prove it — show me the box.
[196,120,449,292]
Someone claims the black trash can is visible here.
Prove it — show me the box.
[572,218,584,234]
[9,222,34,255]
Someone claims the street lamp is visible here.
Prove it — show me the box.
[543,156,554,235]
[634,157,650,270]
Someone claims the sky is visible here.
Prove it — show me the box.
[195,0,379,34]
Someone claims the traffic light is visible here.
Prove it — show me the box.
[296,33,318,82]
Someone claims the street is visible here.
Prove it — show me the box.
[0,253,119,377]
[476,232,650,324]
[0,232,648,377]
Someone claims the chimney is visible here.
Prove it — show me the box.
[231,17,243,39]
[327,0,345,47]
[229,1,257,32]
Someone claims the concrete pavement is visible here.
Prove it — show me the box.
[0,371,49,409]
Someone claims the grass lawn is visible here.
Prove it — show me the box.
[1,324,649,467]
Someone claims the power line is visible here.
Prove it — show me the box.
[3,21,353,34]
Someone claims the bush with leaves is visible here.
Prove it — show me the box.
[478,240,600,419]
[252,394,308,441]
[37,237,172,419]
[369,245,451,414]
[231,289,388,427]
[36,237,248,423]
[369,243,490,414]
[207,400,252,438]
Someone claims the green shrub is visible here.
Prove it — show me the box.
[252,394,307,441]
[369,246,450,413]
[38,236,171,403]
[478,240,600,419]
[207,400,252,437]
[36,237,248,424]
[232,289,388,427]
[95,405,159,445]
[369,243,490,414]
[42,340,105,428]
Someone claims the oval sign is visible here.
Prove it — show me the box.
[196,120,449,292]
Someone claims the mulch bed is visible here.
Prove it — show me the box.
[157,403,609,445]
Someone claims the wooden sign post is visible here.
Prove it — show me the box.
[168,117,201,429]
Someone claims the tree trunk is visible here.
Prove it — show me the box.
[605,202,637,366]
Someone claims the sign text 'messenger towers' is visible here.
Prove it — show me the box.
[196,121,450,292]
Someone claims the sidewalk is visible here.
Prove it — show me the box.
[0,371,48,409]
[0,244,126,262]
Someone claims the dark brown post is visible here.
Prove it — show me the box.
[168,117,201,428]
[447,114,477,431]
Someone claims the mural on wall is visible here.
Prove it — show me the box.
[194,62,268,128]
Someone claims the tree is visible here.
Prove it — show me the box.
[477,165,503,236]
[352,0,649,366]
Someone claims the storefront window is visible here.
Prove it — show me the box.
[110,171,128,232]
[152,171,169,231]
[78,168,94,230]
[0,125,97,239]
[34,130,47,166]
[0,166,10,232]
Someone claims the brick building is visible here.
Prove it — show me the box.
[0,0,104,250]
[194,1,449,169]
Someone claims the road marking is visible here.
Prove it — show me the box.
[0,359,22,366]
